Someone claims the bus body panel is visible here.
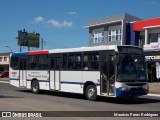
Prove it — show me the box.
[61,71,82,84]
[82,71,100,85]
[60,83,83,94]
[26,80,31,89]
[50,70,60,90]
[19,70,27,87]
[27,70,50,90]
[9,70,20,87]
[82,71,101,95]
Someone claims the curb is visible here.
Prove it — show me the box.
[0,81,9,84]
[147,93,160,97]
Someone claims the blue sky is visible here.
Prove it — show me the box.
[0,0,160,52]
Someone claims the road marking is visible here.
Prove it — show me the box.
[0,100,46,111]
[0,81,9,84]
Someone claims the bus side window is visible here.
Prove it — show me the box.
[63,54,68,70]
[50,59,55,70]
[38,55,48,70]
[83,52,99,70]
[28,55,38,70]
[68,53,82,70]
[11,56,19,70]
[83,55,88,70]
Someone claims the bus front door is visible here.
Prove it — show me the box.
[50,58,60,90]
[101,53,115,96]
[19,59,27,87]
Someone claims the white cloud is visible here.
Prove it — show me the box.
[68,11,78,16]
[150,1,157,5]
[29,16,73,28]
[29,16,44,24]
[34,16,44,23]
[47,19,73,28]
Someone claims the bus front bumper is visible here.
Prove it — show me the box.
[115,88,149,97]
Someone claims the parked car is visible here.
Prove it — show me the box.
[0,71,9,78]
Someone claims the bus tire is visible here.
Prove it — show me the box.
[31,80,39,94]
[85,85,97,101]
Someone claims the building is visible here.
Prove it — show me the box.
[0,52,11,71]
[133,18,160,82]
[85,13,141,47]
[85,13,160,82]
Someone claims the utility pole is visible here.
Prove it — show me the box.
[41,38,44,50]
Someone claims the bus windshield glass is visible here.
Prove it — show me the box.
[117,54,147,82]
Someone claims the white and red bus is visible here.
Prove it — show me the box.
[9,45,149,101]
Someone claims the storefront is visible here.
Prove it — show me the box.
[144,51,160,82]
[0,52,10,71]
[133,18,160,82]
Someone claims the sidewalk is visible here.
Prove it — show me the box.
[0,78,160,96]
[0,78,9,82]
[149,82,160,94]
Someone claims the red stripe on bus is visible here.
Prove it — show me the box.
[28,50,49,55]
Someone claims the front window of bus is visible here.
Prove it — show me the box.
[117,54,147,82]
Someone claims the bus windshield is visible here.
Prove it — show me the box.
[117,54,147,82]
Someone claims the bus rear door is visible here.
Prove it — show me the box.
[50,57,61,90]
[19,59,27,87]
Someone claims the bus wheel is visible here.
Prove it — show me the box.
[85,85,97,101]
[31,80,39,94]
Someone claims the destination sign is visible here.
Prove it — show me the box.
[118,46,143,54]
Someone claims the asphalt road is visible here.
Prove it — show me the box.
[0,82,160,120]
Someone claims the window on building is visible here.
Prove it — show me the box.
[149,33,160,43]
[140,35,145,47]
[108,29,121,41]
[0,57,2,62]
[4,57,7,62]
[92,32,104,43]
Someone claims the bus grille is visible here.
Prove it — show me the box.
[130,87,144,91]
[126,83,146,86]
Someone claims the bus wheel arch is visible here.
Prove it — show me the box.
[83,81,97,101]
[31,79,40,94]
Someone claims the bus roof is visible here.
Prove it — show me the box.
[49,45,118,53]
[11,45,139,56]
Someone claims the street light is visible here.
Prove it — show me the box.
[5,45,12,53]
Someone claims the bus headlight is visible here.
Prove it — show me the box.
[118,87,129,91]
[143,86,149,90]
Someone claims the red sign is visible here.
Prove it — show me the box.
[133,18,160,31]
[11,72,17,74]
